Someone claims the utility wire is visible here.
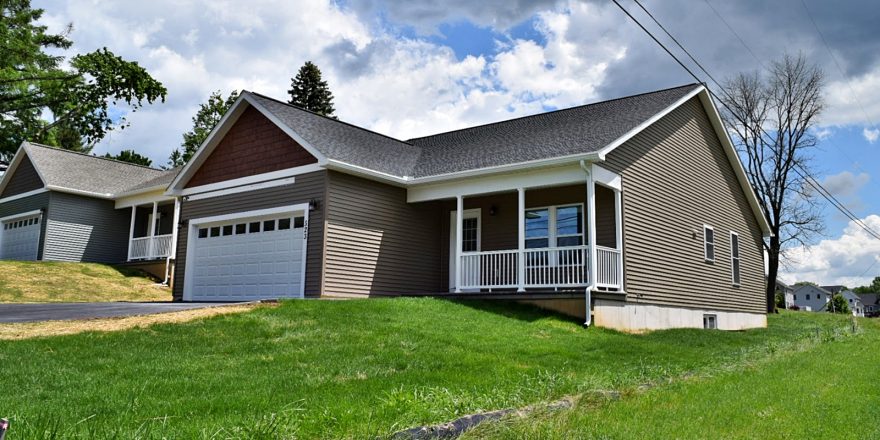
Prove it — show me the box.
[611,0,880,241]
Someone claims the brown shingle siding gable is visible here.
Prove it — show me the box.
[603,96,765,314]
[186,106,318,188]
[1,155,43,198]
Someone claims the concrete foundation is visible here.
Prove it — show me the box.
[593,298,766,332]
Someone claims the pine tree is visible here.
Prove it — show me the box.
[287,61,335,117]
[104,149,152,167]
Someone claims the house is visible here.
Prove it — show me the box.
[837,290,864,317]
[0,160,8,178]
[859,293,879,317]
[776,279,795,309]
[156,83,772,332]
[0,143,179,280]
[792,285,831,312]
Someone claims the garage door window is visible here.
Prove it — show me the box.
[249,222,260,233]
[279,218,291,230]
[235,224,246,235]
[264,220,276,232]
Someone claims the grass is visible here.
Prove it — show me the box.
[0,298,858,439]
[465,316,880,440]
[0,261,170,302]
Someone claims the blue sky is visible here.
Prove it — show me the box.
[35,0,880,286]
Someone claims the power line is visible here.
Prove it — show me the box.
[701,0,765,69]
[611,0,880,242]
[798,0,879,132]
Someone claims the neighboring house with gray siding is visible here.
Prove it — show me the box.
[0,143,179,280]
[162,83,772,332]
[792,285,831,312]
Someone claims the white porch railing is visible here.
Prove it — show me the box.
[128,234,173,260]
[459,245,623,291]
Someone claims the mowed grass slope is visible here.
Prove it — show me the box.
[467,318,880,440]
[0,299,856,439]
[0,261,169,302]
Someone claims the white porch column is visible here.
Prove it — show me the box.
[614,188,624,292]
[517,187,526,292]
[454,195,463,293]
[170,198,181,259]
[127,206,136,261]
[586,170,598,288]
[148,201,158,259]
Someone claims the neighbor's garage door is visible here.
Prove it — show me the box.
[189,213,306,301]
[0,213,42,261]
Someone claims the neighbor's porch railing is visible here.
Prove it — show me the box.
[128,234,173,260]
[459,245,623,291]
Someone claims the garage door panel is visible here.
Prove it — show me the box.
[1,214,42,261]
[189,213,306,301]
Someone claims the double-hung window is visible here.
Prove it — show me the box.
[525,204,584,249]
[730,231,741,285]
[704,225,715,262]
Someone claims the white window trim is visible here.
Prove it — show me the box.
[730,231,741,286]
[524,203,585,249]
[703,224,715,263]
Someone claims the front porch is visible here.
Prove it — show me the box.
[126,201,177,261]
[430,164,625,294]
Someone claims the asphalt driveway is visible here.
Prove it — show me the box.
[0,302,243,323]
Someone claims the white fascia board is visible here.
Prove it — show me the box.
[170,163,321,197]
[696,89,774,237]
[0,188,48,204]
[115,189,175,209]
[325,160,409,186]
[114,183,171,199]
[45,185,113,200]
[407,163,588,203]
[166,94,250,192]
[594,86,705,160]
[591,164,622,191]
[407,152,601,185]
[185,176,296,202]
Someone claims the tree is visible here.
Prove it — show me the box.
[104,149,152,167]
[167,90,238,167]
[853,276,880,294]
[287,61,335,117]
[794,281,818,287]
[720,54,825,314]
[0,0,167,160]
[826,294,850,315]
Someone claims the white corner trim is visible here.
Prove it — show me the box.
[186,176,296,201]
[595,86,705,160]
[172,163,320,197]
[0,188,48,204]
[0,209,42,223]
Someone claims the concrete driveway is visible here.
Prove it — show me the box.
[0,302,243,323]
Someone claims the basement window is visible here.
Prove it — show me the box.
[703,314,717,330]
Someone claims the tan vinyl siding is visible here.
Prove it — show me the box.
[1,155,43,198]
[172,171,326,300]
[603,97,765,314]
[323,171,442,296]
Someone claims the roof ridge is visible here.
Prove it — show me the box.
[407,83,702,142]
[26,142,165,173]
[246,91,417,147]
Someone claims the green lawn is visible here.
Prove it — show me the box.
[0,299,861,439]
[467,316,880,440]
[0,261,170,302]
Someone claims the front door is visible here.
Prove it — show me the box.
[449,209,481,291]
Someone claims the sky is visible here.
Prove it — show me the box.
[33,0,880,287]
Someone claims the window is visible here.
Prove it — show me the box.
[806,294,810,300]
[235,224,246,235]
[198,228,208,239]
[222,225,233,236]
[730,232,741,285]
[704,225,715,262]
[525,205,584,249]
[263,220,276,232]
[278,218,291,230]
[794,294,797,301]
[461,217,479,252]
[210,227,220,237]
[703,314,717,329]
[294,217,305,228]
[248,222,261,233]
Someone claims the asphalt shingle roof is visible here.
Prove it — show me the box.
[247,83,702,179]
[25,143,174,197]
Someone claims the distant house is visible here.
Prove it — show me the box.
[0,160,8,179]
[776,279,794,309]
[792,285,831,312]
[860,293,879,317]
[835,291,864,317]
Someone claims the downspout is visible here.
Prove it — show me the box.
[580,159,595,327]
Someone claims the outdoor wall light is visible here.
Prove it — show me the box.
[489,205,498,216]
[309,198,321,211]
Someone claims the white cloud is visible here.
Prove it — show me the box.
[781,214,880,287]
[823,67,880,127]
[863,127,879,143]
[822,171,870,197]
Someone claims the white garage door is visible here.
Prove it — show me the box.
[188,211,307,301]
[1,213,42,261]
